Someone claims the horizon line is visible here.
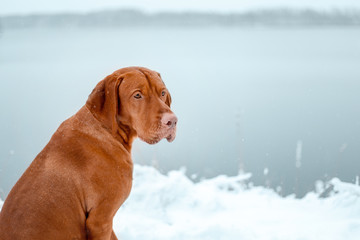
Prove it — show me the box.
[2,6,360,18]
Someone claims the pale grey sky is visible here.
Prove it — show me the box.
[1,0,360,15]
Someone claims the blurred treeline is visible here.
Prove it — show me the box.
[1,9,360,29]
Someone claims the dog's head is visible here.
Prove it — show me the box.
[86,67,177,145]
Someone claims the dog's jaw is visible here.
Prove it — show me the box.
[137,125,177,145]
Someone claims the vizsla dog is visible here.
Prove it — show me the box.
[0,67,177,240]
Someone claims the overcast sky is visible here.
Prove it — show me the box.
[1,0,360,15]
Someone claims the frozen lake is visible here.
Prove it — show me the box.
[1,27,360,198]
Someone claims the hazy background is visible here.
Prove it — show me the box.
[1,1,360,199]
[2,0,360,15]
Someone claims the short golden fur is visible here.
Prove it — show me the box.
[0,67,177,240]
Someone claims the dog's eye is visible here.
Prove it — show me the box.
[161,91,166,97]
[134,93,142,99]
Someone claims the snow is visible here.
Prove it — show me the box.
[1,165,360,240]
[114,165,360,240]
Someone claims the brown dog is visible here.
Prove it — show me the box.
[0,67,177,240]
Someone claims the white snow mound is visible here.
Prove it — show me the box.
[114,165,360,240]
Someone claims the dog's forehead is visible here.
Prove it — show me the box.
[122,70,165,90]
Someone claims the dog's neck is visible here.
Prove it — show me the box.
[115,122,136,153]
[82,106,136,154]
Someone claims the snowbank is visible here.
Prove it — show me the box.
[114,165,360,240]
[1,165,360,240]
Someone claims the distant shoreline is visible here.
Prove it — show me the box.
[1,8,360,29]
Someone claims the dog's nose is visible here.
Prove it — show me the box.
[161,112,178,129]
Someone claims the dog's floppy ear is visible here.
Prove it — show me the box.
[157,72,172,107]
[86,73,123,134]
[165,92,172,107]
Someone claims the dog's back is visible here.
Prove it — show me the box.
[0,107,132,240]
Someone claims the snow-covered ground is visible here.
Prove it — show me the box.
[1,165,360,240]
[114,165,360,240]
